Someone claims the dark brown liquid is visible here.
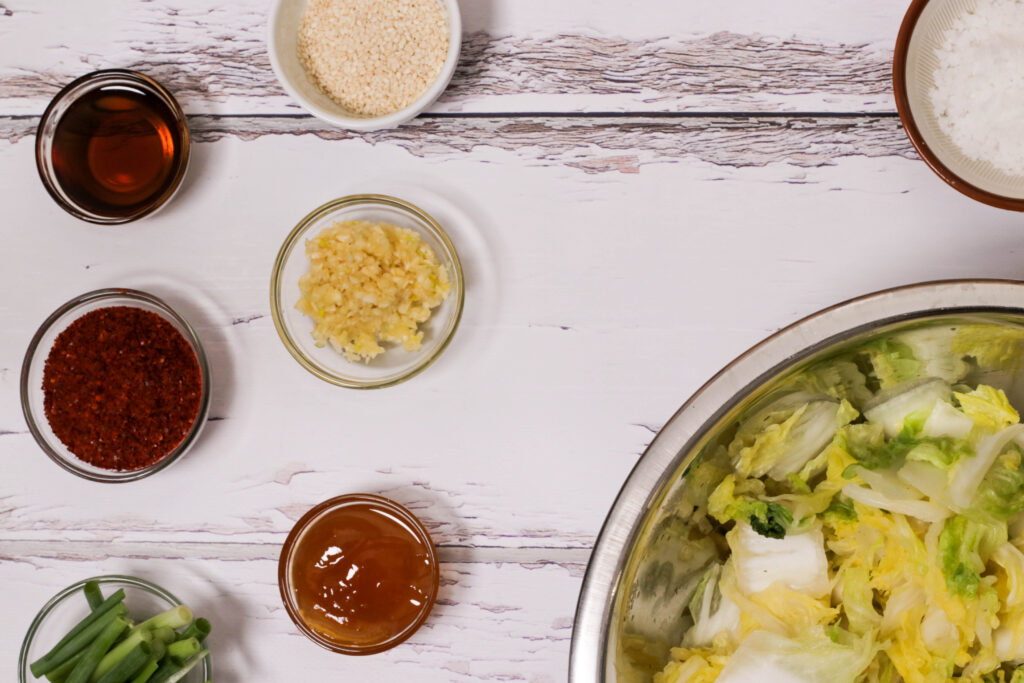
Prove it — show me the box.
[51,85,182,217]
[290,502,436,648]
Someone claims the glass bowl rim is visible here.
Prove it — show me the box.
[19,574,213,683]
[277,492,441,655]
[34,68,192,224]
[19,287,212,483]
[269,193,466,389]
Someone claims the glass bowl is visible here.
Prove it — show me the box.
[20,288,212,482]
[35,69,191,224]
[270,194,464,388]
[19,575,212,683]
[278,493,440,655]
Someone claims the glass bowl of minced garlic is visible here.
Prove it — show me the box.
[271,194,464,388]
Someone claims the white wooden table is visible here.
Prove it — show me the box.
[2,1,1023,680]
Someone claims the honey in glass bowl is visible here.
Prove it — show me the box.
[279,494,439,655]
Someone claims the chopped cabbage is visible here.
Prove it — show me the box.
[920,604,958,653]
[973,445,1024,522]
[651,327,1024,683]
[797,358,874,408]
[682,563,742,648]
[728,522,829,598]
[844,419,972,473]
[939,516,1006,599]
[896,326,971,384]
[863,378,952,437]
[949,424,1024,510]
[708,474,792,539]
[729,393,843,481]
[955,385,1021,435]
[854,465,927,500]
[839,564,881,635]
[923,399,975,439]
[842,482,951,524]
[715,628,878,683]
[862,339,922,390]
[952,324,1024,373]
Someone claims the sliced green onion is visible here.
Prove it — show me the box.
[30,590,127,677]
[94,642,151,683]
[147,639,166,664]
[91,628,153,682]
[163,650,209,683]
[145,660,181,683]
[64,616,129,683]
[31,604,129,678]
[178,619,210,643]
[151,627,176,645]
[84,582,104,611]
[165,638,199,663]
[127,660,159,683]
[131,606,192,634]
[45,650,84,683]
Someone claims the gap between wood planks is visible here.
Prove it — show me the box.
[0,112,914,175]
[0,111,899,121]
[1,539,591,567]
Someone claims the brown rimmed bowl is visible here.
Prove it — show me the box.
[20,288,211,483]
[894,0,1024,211]
[278,493,440,655]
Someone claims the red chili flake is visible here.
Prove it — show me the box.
[42,306,203,471]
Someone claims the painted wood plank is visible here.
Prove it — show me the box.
[0,0,903,115]
[2,545,585,682]
[4,117,1024,553]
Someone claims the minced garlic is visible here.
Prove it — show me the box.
[296,219,451,362]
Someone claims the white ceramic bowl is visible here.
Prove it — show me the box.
[267,0,462,131]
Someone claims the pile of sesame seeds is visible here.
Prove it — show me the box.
[297,0,449,118]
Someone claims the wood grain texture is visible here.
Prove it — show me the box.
[446,32,893,113]
[3,548,584,682]
[4,119,1023,562]
[0,0,898,115]
[0,113,915,174]
[1,2,1015,680]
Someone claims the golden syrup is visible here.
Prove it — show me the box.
[289,498,437,650]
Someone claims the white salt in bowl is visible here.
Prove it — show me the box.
[895,0,1024,211]
[267,0,461,131]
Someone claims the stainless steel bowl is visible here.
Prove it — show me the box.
[570,279,1024,683]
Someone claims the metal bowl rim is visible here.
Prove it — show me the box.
[569,278,1024,682]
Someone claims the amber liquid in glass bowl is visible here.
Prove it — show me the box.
[50,85,182,217]
[281,494,439,654]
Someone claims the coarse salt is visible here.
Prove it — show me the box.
[930,0,1024,176]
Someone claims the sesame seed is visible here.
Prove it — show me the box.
[297,0,450,118]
